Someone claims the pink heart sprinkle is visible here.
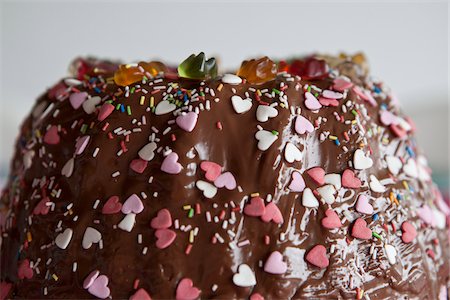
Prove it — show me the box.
[295,115,314,135]
[151,209,172,229]
[97,103,115,122]
[130,288,152,300]
[122,194,144,214]
[322,90,343,99]
[321,209,342,229]
[200,161,222,182]
[161,152,182,175]
[351,218,372,240]
[244,197,266,217]
[318,97,339,107]
[69,91,88,109]
[355,194,373,215]
[155,229,176,249]
[75,135,90,155]
[17,259,33,279]
[306,167,325,186]
[332,77,353,92]
[0,282,12,300]
[249,293,264,300]
[261,202,283,224]
[306,244,329,268]
[176,278,201,300]
[130,158,148,174]
[288,171,305,192]
[304,92,322,110]
[87,275,110,299]
[176,112,198,132]
[264,251,287,274]
[417,205,435,227]
[401,221,417,243]
[43,126,60,145]
[33,197,50,215]
[352,86,377,106]
[83,270,100,289]
[214,172,237,190]
[341,169,361,189]
[380,110,399,126]
[101,196,122,215]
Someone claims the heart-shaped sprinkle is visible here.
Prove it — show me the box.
[138,142,157,161]
[306,167,325,186]
[200,161,222,181]
[294,115,314,134]
[305,245,329,268]
[130,158,148,174]
[317,185,336,204]
[264,251,287,274]
[250,293,264,300]
[390,124,407,138]
[302,188,319,208]
[384,244,397,265]
[155,229,176,249]
[288,171,305,192]
[355,194,373,215]
[232,264,257,287]
[318,97,339,107]
[401,221,417,243]
[87,274,111,299]
[82,227,102,249]
[196,180,218,199]
[284,142,302,163]
[304,92,322,110]
[118,213,136,232]
[433,209,446,229]
[380,110,399,126]
[33,197,50,215]
[130,288,152,300]
[1,282,12,300]
[386,156,402,175]
[151,209,172,229]
[83,270,100,289]
[97,103,115,121]
[351,218,372,240]
[322,90,343,99]
[155,100,176,115]
[256,105,278,122]
[18,259,33,279]
[122,194,144,214]
[82,96,101,114]
[353,149,373,170]
[403,158,418,178]
[75,135,90,155]
[69,92,88,109]
[341,169,361,189]
[176,278,201,300]
[55,228,73,250]
[324,173,341,190]
[176,112,198,132]
[214,172,237,190]
[369,175,386,193]
[61,158,75,178]
[321,209,342,229]
[352,86,377,106]
[222,74,242,84]
[260,202,283,224]
[231,95,252,114]
[44,126,60,145]
[244,197,266,217]
[417,205,434,226]
[161,152,183,175]
[255,130,278,151]
[332,77,353,91]
[102,196,122,215]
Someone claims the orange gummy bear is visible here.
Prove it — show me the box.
[236,57,277,84]
[114,61,167,86]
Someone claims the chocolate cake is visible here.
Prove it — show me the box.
[0,53,449,299]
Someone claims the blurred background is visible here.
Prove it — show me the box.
[0,1,448,194]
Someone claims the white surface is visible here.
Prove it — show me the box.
[0,1,448,176]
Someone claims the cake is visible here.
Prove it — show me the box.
[0,53,449,299]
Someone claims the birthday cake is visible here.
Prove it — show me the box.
[0,53,449,299]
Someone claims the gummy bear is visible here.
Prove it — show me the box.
[288,57,329,80]
[70,57,118,80]
[114,61,168,86]
[337,52,369,77]
[237,56,277,84]
[277,60,289,73]
[178,52,218,80]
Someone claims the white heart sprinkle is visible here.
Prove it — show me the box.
[61,158,75,178]
[82,96,101,114]
[55,228,73,249]
[433,209,446,229]
[317,185,336,204]
[82,227,102,249]
[324,174,341,190]
[353,149,373,170]
[155,100,176,115]
[369,175,386,193]
[231,95,252,114]
[284,142,302,163]
[302,188,319,208]
[23,150,35,170]
[403,158,418,178]
[256,105,278,122]
[385,156,402,175]
[418,164,431,181]
[118,213,136,232]
[196,180,218,199]
[255,130,278,151]
[232,264,256,287]
[138,142,157,161]
[222,74,242,85]
[384,244,397,265]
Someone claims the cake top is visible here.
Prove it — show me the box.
[0,53,449,299]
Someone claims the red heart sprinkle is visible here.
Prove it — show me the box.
[130,158,148,174]
[130,288,152,300]
[249,293,264,300]
[306,167,325,186]
[43,126,60,145]
[342,169,362,189]
[155,229,176,249]
[151,209,172,229]
[176,278,201,300]
[244,197,266,217]
[390,124,407,138]
[200,161,222,182]
[101,196,122,215]
[97,103,115,122]
[401,221,417,243]
[321,209,342,229]
[17,259,33,279]
[260,202,283,224]
[33,197,50,215]
[305,245,329,268]
[351,218,372,240]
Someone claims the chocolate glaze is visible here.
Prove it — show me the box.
[1,55,449,299]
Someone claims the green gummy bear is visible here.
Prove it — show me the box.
[178,52,218,80]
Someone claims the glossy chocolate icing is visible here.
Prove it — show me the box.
[1,55,449,299]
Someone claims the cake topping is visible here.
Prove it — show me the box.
[236,56,277,84]
[178,52,217,80]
